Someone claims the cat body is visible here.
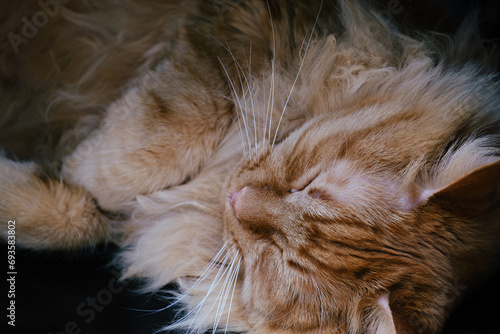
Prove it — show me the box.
[1,0,500,333]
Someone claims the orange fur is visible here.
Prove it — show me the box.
[1,1,500,333]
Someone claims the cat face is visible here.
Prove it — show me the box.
[222,110,500,333]
[223,114,406,332]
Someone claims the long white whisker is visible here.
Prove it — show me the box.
[190,243,228,286]
[249,47,257,149]
[262,77,269,146]
[265,0,276,144]
[311,275,324,334]
[242,43,258,149]
[232,57,253,152]
[272,0,324,146]
[186,248,239,332]
[185,247,235,332]
[224,256,241,333]
[212,254,239,332]
[161,244,228,313]
[268,59,275,143]
[217,56,252,153]
[234,114,248,156]
[212,34,255,152]
[131,245,230,317]
[213,257,236,330]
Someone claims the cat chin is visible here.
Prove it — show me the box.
[241,291,405,334]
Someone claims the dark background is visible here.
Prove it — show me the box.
[2,0,500,333]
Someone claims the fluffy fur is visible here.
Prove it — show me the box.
[1,0,500,333]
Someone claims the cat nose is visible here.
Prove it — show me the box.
[229,190,240,209]
[230,186,263,222]
[229,186,275,224]
[229,186,248,219]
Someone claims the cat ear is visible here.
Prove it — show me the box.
[424,159,500,207]
[374,294,398,334]
[413,140,500,208]
[374,293,434,334]
[369,294,412,334]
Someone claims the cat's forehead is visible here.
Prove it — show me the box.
[264,119,391,188]
[270,114,367,182]
[274,115,343,168]
[271,102,455,176]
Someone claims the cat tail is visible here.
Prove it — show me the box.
[0,155,109,249]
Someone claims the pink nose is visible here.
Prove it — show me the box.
[229,186,248,219]
[228,186,276,225]
[228,186,273,224]
[229,190,240,209]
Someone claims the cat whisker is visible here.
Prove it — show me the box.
[212,252,240,333]
[272,0,324,146]
[267,59,275,144]
[164,245,236,333]
[123,244,227,315]
[310,275,325,334]
[240,43,258,150]
[217,56,252,154]
[184,246,239,333]
[120,255,231,320]
[212,34,257,153]
[188,243,229,286]
[261,81,269,147]
[237,73,258,154]
[265,293,299,322]
[231,57,253,153]
[263,0,276,145]
[246,44,258,150]
[232,113,248,156]
[224,256,241,333]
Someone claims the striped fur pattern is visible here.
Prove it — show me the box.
[1,0,500,333]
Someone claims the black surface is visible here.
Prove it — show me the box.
[2,243,181,334]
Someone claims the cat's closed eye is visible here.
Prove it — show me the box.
[289,173,318,193]
[307,187,329,200]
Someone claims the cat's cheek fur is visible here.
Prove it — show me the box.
[223,200,307,331]
[238,255,323,333]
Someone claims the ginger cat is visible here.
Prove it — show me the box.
[1,0,499,333]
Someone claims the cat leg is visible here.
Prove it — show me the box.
[0,156,109,249]
[62,57,233,211]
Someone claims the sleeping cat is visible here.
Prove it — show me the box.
[1,0,500,333]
